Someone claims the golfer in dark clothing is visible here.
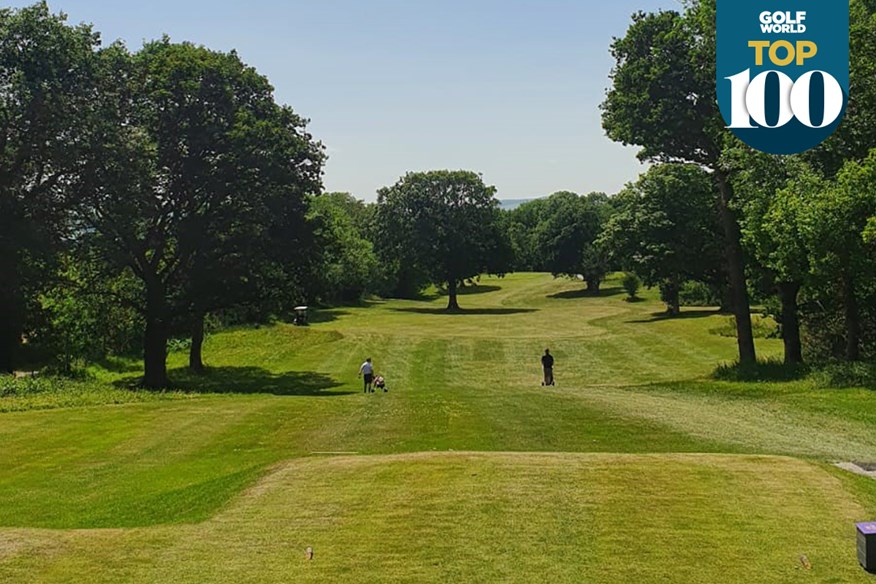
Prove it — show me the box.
[541,349,555,386]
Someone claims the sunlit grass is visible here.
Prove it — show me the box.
[2,273,875,583]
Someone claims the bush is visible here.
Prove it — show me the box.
[621,272,641,300]
[0,375,194,412]
[709,315,780,339]
[29,264,144,373]
[711,358,809,382]
[679,280,721,307]
[810,361,876,389]
[800,285,876,363]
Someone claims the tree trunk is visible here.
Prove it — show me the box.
[664,277,680,316]
[0,311,17,374]
[777,281,803,365]
[586,277,601,294]
[713,171,757,365]
[189,312,206,373]
[446,278,460,311]
[143,280,169,389]
[0,253,21,374]
[842,271,861,361]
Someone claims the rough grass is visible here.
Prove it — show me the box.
[2,273,876,582]
[0,375,197,412]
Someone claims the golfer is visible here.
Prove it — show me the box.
[358,357,375,393]
[541,349,555,386]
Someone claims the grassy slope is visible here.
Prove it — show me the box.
[2,273,876,582]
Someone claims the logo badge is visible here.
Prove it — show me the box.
[717,2,849,155]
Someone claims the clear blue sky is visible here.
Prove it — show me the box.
[23,0,682,200]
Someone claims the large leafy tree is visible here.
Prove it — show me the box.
[306,192,379,304]
[601,0,759,364]
[180,102,322,373]
[532,191,610,293]
[600,164,722,314]
[502,198,550,271]
[0,3,100,372]
[808,0,876,175]
[75,40,323,387]
[732,152,813,364]
[800,153,876,361]
[375,170,511,311]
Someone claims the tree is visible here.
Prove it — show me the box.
[600,164,722,314]
[375,170,511,311]
[799,152,876,361]
[0,3,100,372]
[601,0,759,364]
[75,41,323,387]
[502,198,550,271]
[30,254,143,373]
[808,0,876,175]
[731,151,813,364]
[533,192,609,293]
[307,192,379,304]
[865,217,876,245]
[181,102,322,373]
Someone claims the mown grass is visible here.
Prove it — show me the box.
[1,273,876,583]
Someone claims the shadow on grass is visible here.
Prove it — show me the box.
[548,286,624,300]
[711,359,809,383]
[629,309,722,323]
[391,307,537,316]
[118,366,351,396]
[94,356,142,374]
[304,309,352,325]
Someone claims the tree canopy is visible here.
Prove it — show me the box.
[601,164,722,314]
[602,0,757,364]
[376,170,512,311]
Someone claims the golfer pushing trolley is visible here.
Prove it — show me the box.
[541,349,555,386]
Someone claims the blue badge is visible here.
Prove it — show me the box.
[717,2,849,155]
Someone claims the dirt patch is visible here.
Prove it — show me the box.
[0,532,27,559]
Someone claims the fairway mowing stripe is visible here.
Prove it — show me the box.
[309,452,360,455]
[562,385,876,460]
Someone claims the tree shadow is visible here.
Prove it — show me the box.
[548,286,624,300]
[94,356,142,374]
[711,359,809,383]
[629,309,722,323]
[391,307,537,316]
[304,309,352,325]
[117,366,351,396]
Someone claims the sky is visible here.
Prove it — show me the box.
[17,0,683,201]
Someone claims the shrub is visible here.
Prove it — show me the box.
[711,358,808,382]
[679,280,722,307]
[0,374,195,413]
[621,272,641,301]
[810,361,876,389]
[709,315,780,339]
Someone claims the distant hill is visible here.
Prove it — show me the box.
[498,198,537,210]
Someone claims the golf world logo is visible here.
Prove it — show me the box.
[717,1,849,155]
